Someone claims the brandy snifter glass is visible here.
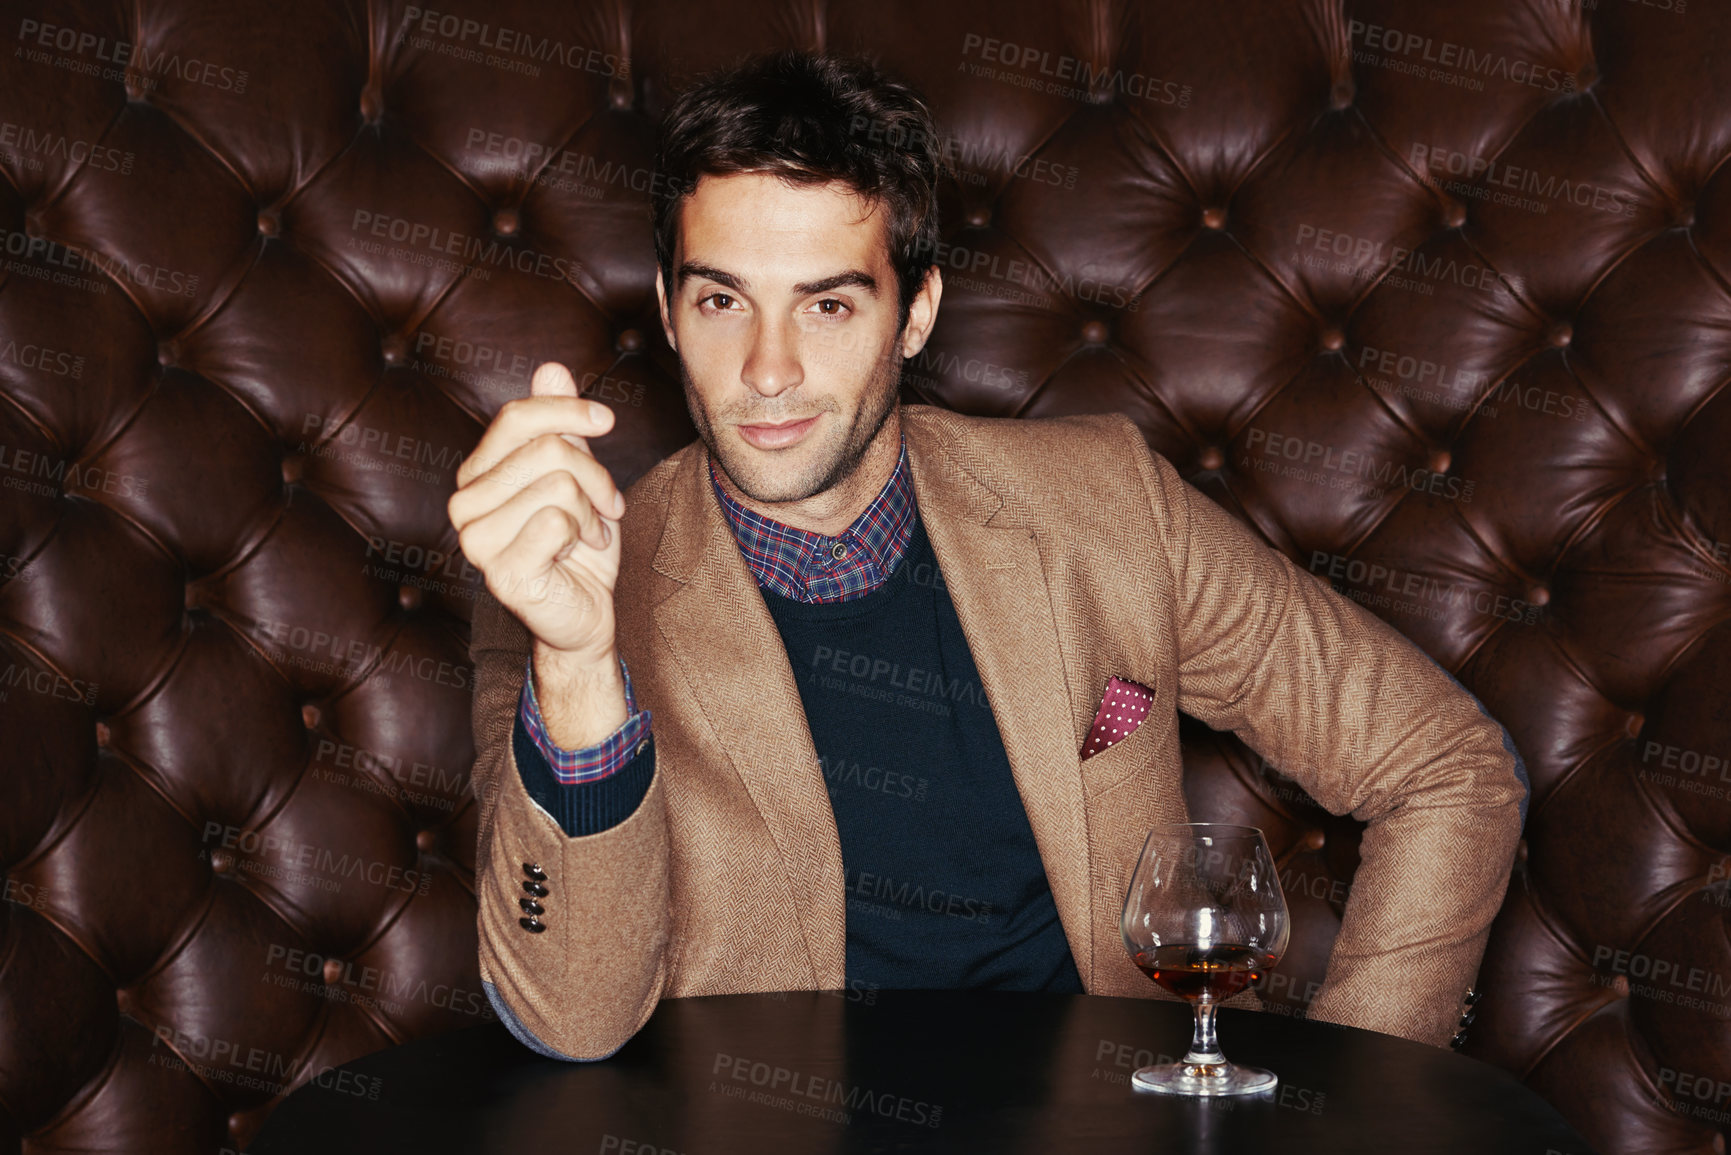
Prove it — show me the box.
[1119,823,1290,1095]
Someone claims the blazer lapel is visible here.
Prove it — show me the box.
[901,408,1097,989]
[648,441,846,986]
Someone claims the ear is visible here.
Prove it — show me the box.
[655,266,677,353]
[899,265,944,358]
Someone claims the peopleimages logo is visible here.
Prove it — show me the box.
[1409,144,1636,218]
[15,18,250,93]
[1243,427,1476,504]
[0,119,134,174]
[960,33,1191,107]
[348,210,582,284]
[394,7,628,79]
[1348,20,1575,93]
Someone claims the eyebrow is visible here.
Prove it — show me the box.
[676,262,880,297]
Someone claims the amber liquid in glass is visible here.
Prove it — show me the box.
[1132,943,1268,1002]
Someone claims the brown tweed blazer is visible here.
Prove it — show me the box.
[468,404,1525,1060]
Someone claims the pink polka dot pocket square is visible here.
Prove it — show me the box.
[1080,675,1154,760]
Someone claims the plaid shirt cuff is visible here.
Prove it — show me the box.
[518,652,653,785]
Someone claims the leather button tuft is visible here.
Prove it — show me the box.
[157,341,179,368]
[359,85,384,122]
[1329,80,1354,109]
[95,721,111,747]
[494,209,519,236]
[1575,62,1598,91]
[281,454,304,485]
[257,211,280,237]
[1548,322,1573,348]
[1201,206,1227,230]
[323,958,344,984]
[415,829,436,852]
[1197,446,1224,472]
[965,207,991,229]
[184,584,202,611]
[610,89,631,110]
[1673,203,1695,229]
[1430,450,1451,474]
[617,328,644,353]
[115,987,132,1012]
[522,880,549,898]
[1443,201,1467,229]
[1319,327,1345,352]
[381,334,408,365]
[1625,713,1644,739]
[1302,828,1325,851]
[301,703,322,730]
[124,73,149,101]
[210,849,233,874]
[398,584,423,611]
[1515,839,1528,862]
[1610,974,1629,998]
[520,917,547,933]
[1527,585,1550,607]
[1081,320,1109,345]
[523,862,546,881]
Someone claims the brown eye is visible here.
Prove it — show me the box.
[817,298,843,315]
[710,293,733,310]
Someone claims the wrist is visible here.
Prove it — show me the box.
[531,642,628,750]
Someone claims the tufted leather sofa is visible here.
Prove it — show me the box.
[1,1,1725,1152]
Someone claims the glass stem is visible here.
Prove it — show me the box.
[1184,1001,1225,1067]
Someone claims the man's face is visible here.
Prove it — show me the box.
[656,172,935,505]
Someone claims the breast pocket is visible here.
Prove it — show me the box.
[1076,694,1163,796]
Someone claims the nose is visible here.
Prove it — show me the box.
[740,314,804,398]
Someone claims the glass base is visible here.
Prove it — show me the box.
[1131,1060,1278,1097]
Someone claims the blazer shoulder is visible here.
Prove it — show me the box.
[621,441,696,506]
[903,403,1148,501]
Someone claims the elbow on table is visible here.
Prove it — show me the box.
[482,967,664,1062]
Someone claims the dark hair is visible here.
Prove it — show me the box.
[653,51,941,328]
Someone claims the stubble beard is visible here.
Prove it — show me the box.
[680,339,903,505]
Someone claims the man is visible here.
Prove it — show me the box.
[448,51,1527,1063]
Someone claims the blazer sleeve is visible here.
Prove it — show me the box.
[1124,417,1527,1049]
[468,584,674,1060]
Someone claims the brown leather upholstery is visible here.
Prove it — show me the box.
[0,2,1723,1152]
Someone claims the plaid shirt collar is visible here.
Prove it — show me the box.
[709,431,916,604]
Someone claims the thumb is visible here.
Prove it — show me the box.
[531,361,579,398]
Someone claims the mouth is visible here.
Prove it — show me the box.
[737,413,822,450]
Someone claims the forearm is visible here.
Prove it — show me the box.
[469,589,672,1059]
[1304,771,1519,1045]
[475,735,672,1059]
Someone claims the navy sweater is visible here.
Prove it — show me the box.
[759,514,1082,993]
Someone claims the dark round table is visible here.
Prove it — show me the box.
[250,990,1595,1154]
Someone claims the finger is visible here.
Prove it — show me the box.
[531,361,579,397]
[531,362,624,461]
[458,469,612,570]
[488,504,583,610]
[458,393,616,488]
[451,431,626,532]
[491,505,610,615]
